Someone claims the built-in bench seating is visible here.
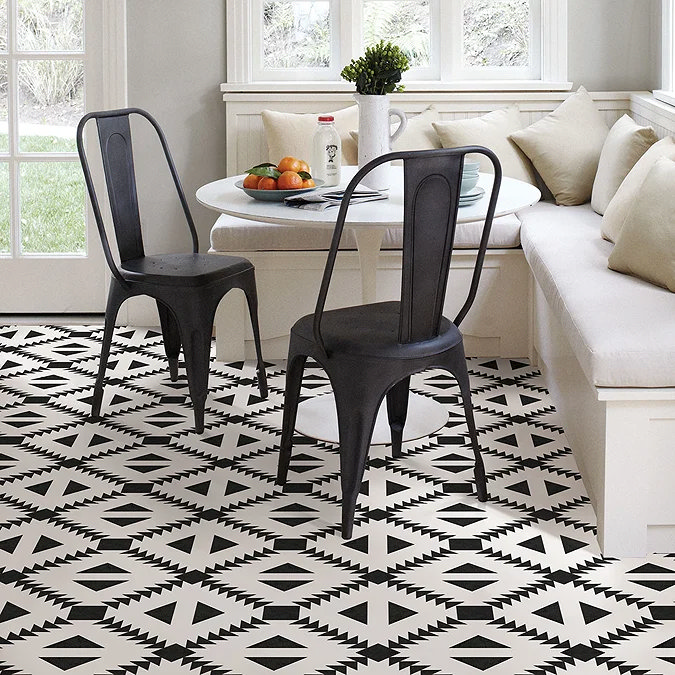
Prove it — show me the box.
[208,90,675,556]
[519,201,675,556]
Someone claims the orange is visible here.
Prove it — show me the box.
[257,176,278,190]
[277,170,303,190]
[297,159,310,174]
[277,156,303,173]
[242,173,261,189]
[301,178,315,188]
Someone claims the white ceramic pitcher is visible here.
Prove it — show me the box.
[355,93,407,191]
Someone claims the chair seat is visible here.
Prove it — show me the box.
[291,301,463,358]
[120,253,253,287]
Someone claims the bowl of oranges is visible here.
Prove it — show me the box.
[236,156,323,201]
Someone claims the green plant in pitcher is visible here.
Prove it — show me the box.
[340,40,410,95]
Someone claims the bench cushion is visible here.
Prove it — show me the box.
[520,201,675,388]
[209,213,522,252]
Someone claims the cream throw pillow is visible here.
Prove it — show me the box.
[602,136,675,242]
[349,105,442,152]
[432,106,537,185]
[391,105,442,151]
[262,106,359,167]
[509,86,609,205]
[591,114,657,215]
[608,157,675,292]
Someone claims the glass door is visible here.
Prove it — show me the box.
[0,0,114,313]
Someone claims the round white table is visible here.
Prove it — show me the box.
[197,167,540,444]
[197,167,540,305]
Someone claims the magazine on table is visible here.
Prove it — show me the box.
[284,187,388,211]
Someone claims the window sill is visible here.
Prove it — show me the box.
[653,90,675,107]
[220,80,573,95]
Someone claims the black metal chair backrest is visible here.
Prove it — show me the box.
[76,108,199,281]
[312,146,502,352]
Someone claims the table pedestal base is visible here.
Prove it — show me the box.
[295,392,448,445]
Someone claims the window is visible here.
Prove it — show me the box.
[1,0,85,256]
[655,0,675,106]
[226,0,567,90]
[0,0,127,313]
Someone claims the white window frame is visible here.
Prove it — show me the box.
[225,0,568,92]
[655,0,675,107]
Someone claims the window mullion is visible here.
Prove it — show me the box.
[439,0,460,82]
[339,0,359,66]
[7,0,19,258]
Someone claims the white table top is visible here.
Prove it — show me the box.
[196,166,541,229]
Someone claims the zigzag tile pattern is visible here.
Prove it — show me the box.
[0,325,674,674]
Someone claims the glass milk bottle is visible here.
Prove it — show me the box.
[311,115,341,187]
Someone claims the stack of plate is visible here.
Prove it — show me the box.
[459,160,483,206]
[459,186,485,206]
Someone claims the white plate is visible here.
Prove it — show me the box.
[459,186,485,206]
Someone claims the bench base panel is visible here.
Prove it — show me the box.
[213,248,530,361]
[531,279,675,557]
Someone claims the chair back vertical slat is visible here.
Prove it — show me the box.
[95,114,144,262]
[399,153,463,343]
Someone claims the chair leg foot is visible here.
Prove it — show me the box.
[474,462,489,502]
[168,357,179,382]
[90,386,104,420]
[341,505,355,539]
[193,397,206,433]
[257,364,268,399]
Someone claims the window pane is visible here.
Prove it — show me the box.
[463,0,530,68]
[18,59,83,152]
[0,59,7,152]
[263,1,331,69]
[16,0,83,52]
[0,161,8,253]
[363,0,430,68]
[0,0,7,52]
[19,161,85,254]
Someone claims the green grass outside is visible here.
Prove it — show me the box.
[0,133,85,255]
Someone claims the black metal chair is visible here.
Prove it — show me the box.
[276,147,502,538]
[77,108,267,433]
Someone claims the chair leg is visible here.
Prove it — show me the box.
[91,280,126,421]
[336,397,381,539]
[156,301,181,381]
[331,375,383,539]
[242,278,268,399]
[455,368,488,502]
[176,311,215,434]
[386,376,410,459]
[276,353,307,486]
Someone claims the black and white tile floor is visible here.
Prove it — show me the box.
[1,324,674,674]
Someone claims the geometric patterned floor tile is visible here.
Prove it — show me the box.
[1,326,674,675]
[0,621,156,675]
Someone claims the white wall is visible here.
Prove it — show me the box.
[567,0,660,91]
[126,0,227,254]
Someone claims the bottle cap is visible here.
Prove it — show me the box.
[318,115,335,122]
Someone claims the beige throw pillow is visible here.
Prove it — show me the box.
[602,136,675,242]
[262,106,359,166]
[392,105,442,151]
[608,157,675,292]
[591,114,657,215]
[509,86,609,205]
[432,106,537,185]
